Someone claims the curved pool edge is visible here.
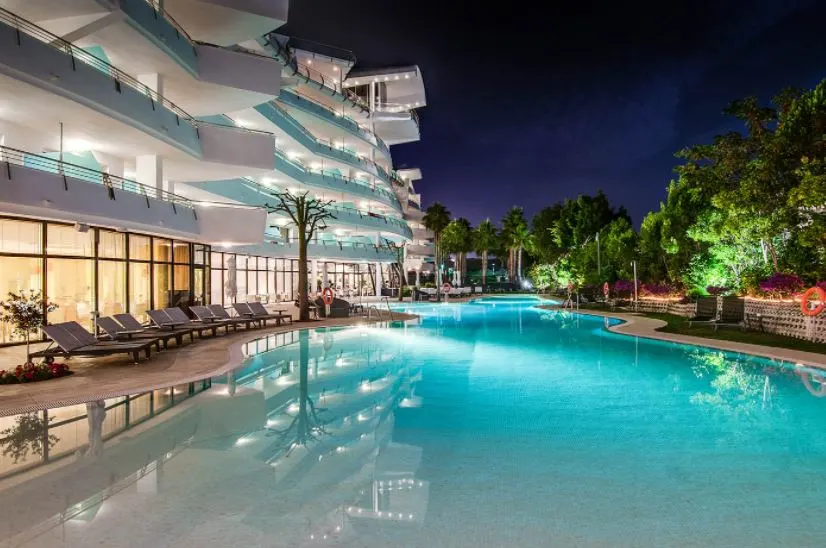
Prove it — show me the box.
[0,312,421,418]
[537,305,826,371]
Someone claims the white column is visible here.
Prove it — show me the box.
[137,73,164,97]
[322,263,329,289]
[311,259,318,294]
[136,155,163,199]
[374,262,382,297]
[415,269,421,287]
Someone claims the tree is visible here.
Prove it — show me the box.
[440,218,473,286]
[501,207,527,281]
[473,219,498,287]
[0,290,58,361]
[385,238,406,302]
[423,202,451,297]
[511,223,533,281]
[267,191,335,321]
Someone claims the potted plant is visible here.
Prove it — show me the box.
[0,290,58,361]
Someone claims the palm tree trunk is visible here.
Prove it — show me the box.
[481,251,488,288]
[518,246,523,280]
[298,228,309,321]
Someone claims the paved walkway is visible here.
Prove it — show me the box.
[542,306,826,369]
[0,313,417,416]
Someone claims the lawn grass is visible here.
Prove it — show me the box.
[568,302,826,354]
[641,312,826,355]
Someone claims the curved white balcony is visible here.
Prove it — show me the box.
[237,239,397,262]
[406,243,435,258]
[277,88,391,159]
[254,101,407,191]
[0,9,276,172]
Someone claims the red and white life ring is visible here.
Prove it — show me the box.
[322,287,335,306]
[800,286,826,317]
[603,282,610,298]
[441,282,452,294]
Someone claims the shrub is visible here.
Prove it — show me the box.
[0,362,70,385]
[613,279,635,296]
[706,286,730,296]
[0,290,58,359]
[757,272,805,298]
[640,283,681,298]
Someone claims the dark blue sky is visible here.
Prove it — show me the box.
[285,0,826,226]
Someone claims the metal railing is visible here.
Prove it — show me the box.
[0,8,272,140]
[0,8,193,121]
[269,102,405,189]
[272,149,399,208]
[264,236,397,254]
[279,88,391,156]
[376,102,421,129]
[0,145,196,209]
[144,0,196,45]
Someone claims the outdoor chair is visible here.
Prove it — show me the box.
[114,313,194,344]
[232,302,292,326]
[712,297,746,331]
[31,322,158,363]
[97,316,180,349]
[687,297,719,327]
[189,305,250,331]
[148,309,223,338]
[203,304,259,329]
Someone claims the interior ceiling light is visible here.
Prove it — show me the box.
[394,75,399,80]
[404,74,410,79]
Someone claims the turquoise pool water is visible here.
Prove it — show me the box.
[4,296,826,547]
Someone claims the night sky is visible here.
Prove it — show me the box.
[284,0,826,226]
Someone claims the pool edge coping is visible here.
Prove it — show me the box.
[537,305,826,370]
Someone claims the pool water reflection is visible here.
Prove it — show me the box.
[1,297,826,547]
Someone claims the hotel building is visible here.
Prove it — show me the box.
[0,0,435,345]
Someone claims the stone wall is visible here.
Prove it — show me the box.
[744,299,826,343]
[634,297,826,343]
[636,299,696,317]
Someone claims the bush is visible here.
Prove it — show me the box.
[757,272,805,298]
[640,283,682,298]
[705,286,730,296]
[613,279,635,296]
[0,362,70,384]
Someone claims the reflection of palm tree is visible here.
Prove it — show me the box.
[267,330,333,457]
[0,412,58,464]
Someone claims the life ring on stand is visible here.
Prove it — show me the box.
[800,286,826,316]
[322,287,335,306]
[603,282,610,299]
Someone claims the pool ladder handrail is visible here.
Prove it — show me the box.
[366,297,395,321]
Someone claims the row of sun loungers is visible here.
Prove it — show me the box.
[30,303,292,364]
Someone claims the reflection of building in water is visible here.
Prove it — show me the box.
[0,325,427,546]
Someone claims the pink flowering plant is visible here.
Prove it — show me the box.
[613,280,635,297]
[640,283,682,299]
[757,273,805,299]
[0,290,58,361]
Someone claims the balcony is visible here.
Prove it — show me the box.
[239,239,397,262]
[256,102,407,190]
[278,88,391,157]
[274,150,402,213]
[406,243,435,258]
[0,9,276,169]
[0,145,265,243]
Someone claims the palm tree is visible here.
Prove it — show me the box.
[440,218,472,286]
[501,207,527,282]
[473,219,498,288]
[423,202,451,297]
[511,224,533,281]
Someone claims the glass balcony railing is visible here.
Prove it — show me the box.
[278,88,391,157]
[0,145,196,211]
[0,8,271,141]
[376,102,421,130]
[241,178,411,238]
[262,102,406,189]
[273,149,402,212]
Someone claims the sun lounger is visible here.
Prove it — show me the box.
[235,302,292,325]
[148,309,222,338]
[114,313,194,344]
[191,305,256,330]
[31,322,158,363]
[97,316,180,349]
[206,304,261,329]
[249,302,292,324]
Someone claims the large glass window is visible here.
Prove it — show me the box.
[153,238,172,263]
[0,257,42,343]
[153,264,171,309]
[129,262,151,322]
[129,235,151,261]
[46,224,94,256]
[98,261,126,317]
[0,219,41,254]
[173,242,190,264]
[99,230,125,259]
[47,258,94,329]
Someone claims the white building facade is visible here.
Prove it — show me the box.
[0,0,432,344]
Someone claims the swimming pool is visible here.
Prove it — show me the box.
[2,296,826,547]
